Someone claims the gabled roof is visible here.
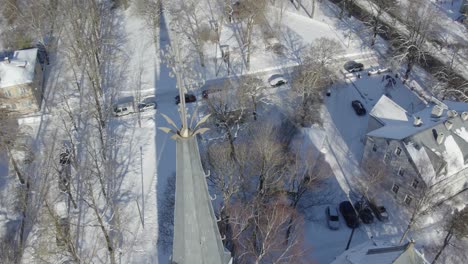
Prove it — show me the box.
[370,95,409,124]
[367,95,468,184]
[0,48,39,88]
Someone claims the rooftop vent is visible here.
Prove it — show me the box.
[462,112,468,121]
[413,116,423,127]
[444,120,453,130]
[447,110,458,118]
[431,105,443,118]
[437,132,445,145]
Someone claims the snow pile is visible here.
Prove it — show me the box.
[442,135,466,177]
[454,127,468,143]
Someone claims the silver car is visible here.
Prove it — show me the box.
[326,206,340,230]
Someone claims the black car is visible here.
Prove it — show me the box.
[339,201,360,228]
[344,61,364,72]
[175,93,197,104]
[369,202,389,222]
[354,201,374,224]
[352,100,366,116]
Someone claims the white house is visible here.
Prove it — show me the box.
[362,95,468,205]
[0,48,44,114]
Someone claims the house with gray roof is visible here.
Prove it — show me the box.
[362,95,468,205]
[331,241,428,264]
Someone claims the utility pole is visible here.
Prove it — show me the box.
[345,227,356,250]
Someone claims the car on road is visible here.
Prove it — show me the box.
[344,61,364,73]
[175,93,197,104]
[268,74,288,87]
[325,206,340,230]
[354,201,374,224]
[369,202,389,222]
[351,100,366,116]
[339,201,360,228]
[138,96,157,112]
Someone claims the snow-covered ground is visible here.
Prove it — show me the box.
[4,0,466,263]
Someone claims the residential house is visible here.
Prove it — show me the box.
[331,241,428,264]
[362,95,468,205]
[0,48,44,114]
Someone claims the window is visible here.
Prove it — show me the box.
[392,184,399,194]
[372,144,377,152]
[384,153,391,163]
[404,195,413,205]
[3,90,12,97]
[411,179,419,189]
[19,87,27,95]
[398,168,405,176]
[11,104,17,109]
[395,147,402,156]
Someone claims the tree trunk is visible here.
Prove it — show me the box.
[432,231,453,264]
[311,0,315,18]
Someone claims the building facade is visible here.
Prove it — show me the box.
[362,95,468,205]
[0,48,44,115]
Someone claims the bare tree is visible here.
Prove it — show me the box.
[431,45,468,102]
[431,207,468,264]
[133,0,162,48]
[290,63,330,127]
[237,75,266,120]
[365,0,394,47]
[206,81,247,158]
[357,157,387,201]
[232,0,268,69]
[391,0,436,79]
[399,186,438,244]
[229,199,307,264]
[307,37,343,67]
[169,0,208,67]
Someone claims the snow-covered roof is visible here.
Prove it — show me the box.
[0,48,39,88]
[370,95,409,124]
[367,96,468,184]
[404,142,437,185]
[331,241,428,264]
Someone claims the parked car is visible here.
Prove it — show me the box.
[369,202,389,222]
[354,201,374,224]
[344,61,364,72]
[325,206,340,230]
[351,100,366,116]
[113,96,135,117]
[268,74,288,87]
[138,96,157,111]
[175,93,197,104]
[339,201,360,228]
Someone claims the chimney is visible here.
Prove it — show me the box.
[444,120,453,130]
[437,132,445,145]
[447,110,458,118]
[3,57,10,64]
[413,116,423,127]
[431,105,443,118]
[462,112,468,121]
